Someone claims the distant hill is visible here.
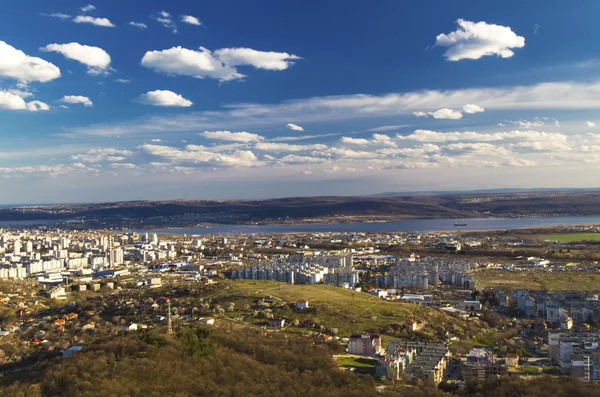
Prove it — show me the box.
[3,191,600,223]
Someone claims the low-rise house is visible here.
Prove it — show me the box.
[269,318,285,328]
[406,320,418,331]
[505,353,519,367]
[65,313,78,321]
[82,322,95,331]
[296,300,309,310]
[63,345,82,357]
[122,323,138,332]
[200,317,215,326]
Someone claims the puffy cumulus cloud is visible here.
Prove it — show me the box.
[372,134,397,147]
[463,104,485,114]
[502,158,537,167]
[26,101,50,112]
[319,147,373,159]
[129,21,147,29]
[286,123,304,131]
[340,134,397,147]
[0,164,98,178]
[140,144,263,167]
[214,48,301,71]
[114,79,131,83]
[59,95,93,107]
[397,129,569,144]
[135,90,192,107]
[341,137,369,145]
[110,163,137,169]
[0,91,49,112]
[254,142,327,152]
[435,19,525,61]
[181,15,201,25]
[73,15,115,27]
[41,42,111,75]
[71,148,133,163]
[141,46,244,82]
[201,130,264,143]
[443,142,510,156]
[81,4,96,12]
[586,121,596,127]
[431,108,463,119]
[0,41,61,83]
[278,155,329,164]
[7,89,33,98]
[413,108,463,119]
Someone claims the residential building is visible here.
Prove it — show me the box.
[348,334,382,356]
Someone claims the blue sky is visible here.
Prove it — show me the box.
[2,0,600,204]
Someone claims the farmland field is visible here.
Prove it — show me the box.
[540,233,600,243]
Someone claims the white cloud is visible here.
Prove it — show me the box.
[26,101,50,112]
[201,131,264,143]
[341,137,369,145]
[73,15,115,27]
[44,13,71,19]
[150,139,162,142]
[71,148,133,163]
[431,108,463,119]
[67,80,600,137]
[135,90,193,107]
[286,123,304,131]
[41,42,111,75]
[341,134,397,147]
[0,91,49,112]
[7,89,33,98]
[279,155,329,164]
[129,21,147,29]
[81,4,96,12]
[111,163,137,169]
[462,104,485,114]
[397,129,568,144]
[413,111,428,117]
[59,95,93,107]
[154,11,177,33]
[0,41,61,83]
[435,19,525,61]
[372,134,397,147]
[586,121,596,127]
[255,142,327,152]
[141,46,244,82]
[141,144,262,167]
[320,147,373,159]
[181,15,201,25]
[114,78,131,83]
[367,125,409,132]
[214,48,301,71]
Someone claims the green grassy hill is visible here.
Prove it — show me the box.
[204,280,482,342]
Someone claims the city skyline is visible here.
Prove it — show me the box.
[3,0,600,204]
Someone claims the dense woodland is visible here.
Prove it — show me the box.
[0,325,598,397]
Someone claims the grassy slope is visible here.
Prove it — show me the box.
[208,280,477,341]
[474,270,600,290]
[539,233,600,242]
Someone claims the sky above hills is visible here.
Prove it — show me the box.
[2,0,600,204]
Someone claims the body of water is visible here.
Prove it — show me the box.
[133,215,600,235]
